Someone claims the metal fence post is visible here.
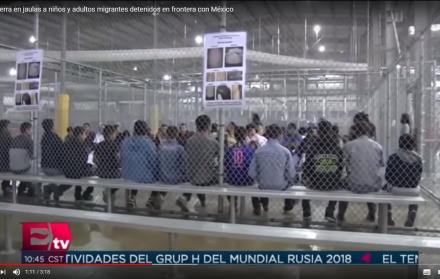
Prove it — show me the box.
[378,203,388,233]
[217,1,227,216]
[0,214,15,255]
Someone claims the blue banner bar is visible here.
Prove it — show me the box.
[22,251,419,265]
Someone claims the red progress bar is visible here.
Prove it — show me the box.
[0,263,153,266]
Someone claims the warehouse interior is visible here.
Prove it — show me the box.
[0,1,440,278]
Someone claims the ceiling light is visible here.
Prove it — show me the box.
[431,24,440,32]
[8,68,16,76]
[29,35,37,43]
[195,35,203,45]
[163,74,171,81]
[408,26,415,36]
[313,25,321,36]
[318,45,325,52]
[133,66,138,71]
[396,64,401,70]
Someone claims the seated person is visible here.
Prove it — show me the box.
[0,120,11,197]
[152,126,186,210]
[94,125,121,204]
[385,134,422,227]
[62,126,94,202]
[225,126,255,186]
[248,124,296,216]
[40,119,68,204]
[301,120,344,227]
[159,126,186,184]
[338,121,384,223]
[225,126,255,210]
[176,115,219,213]
[121,120,158,209]
[9,122,34,196]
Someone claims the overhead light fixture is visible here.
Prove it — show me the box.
[408,26,415,36]
[318,45,325,52]
[163,74,171,81]
[396,64,401,70]
[313,24,321,36]
[431,24,440,32]
[8,68,16,76]
[133,66,138,71]
[29,35,37,43]
[195,35,203,45]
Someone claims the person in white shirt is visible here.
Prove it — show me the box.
[245,123,267,148]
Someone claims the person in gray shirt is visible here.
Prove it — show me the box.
[9,122,34,196]
[338,121,384,223]
[248,124,296,216]
[176,115,219,212]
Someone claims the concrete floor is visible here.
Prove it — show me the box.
[1,186,440,278]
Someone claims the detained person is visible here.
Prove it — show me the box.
[248,124,296,216]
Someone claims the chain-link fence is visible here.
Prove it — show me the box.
[0,3,439,239]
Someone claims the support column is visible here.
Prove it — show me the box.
[369,2,383,129]
[217,0,227,215]
[385,2,398,156]
[56,94,70,139]
[151,8,159,133]
[32,12,40,175]
[414,2,432,172]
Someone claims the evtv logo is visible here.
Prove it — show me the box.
[22,223,72,251]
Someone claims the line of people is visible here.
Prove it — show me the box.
[0,112,422,229]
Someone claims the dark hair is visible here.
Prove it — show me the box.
[252,113,262,126]
[353,112,369,124]
[353,121,371,137]
[83,123,91,128]
[211,123,218,133]
[20,122,32,133]
[195,115,211,132]
[317,119,332,136]
[287,122,297,130]
[42,119,54,133]
[133,120,149,136]
[67,126,73,133]
[122,130,130,138]
[265,124,282,139]
[246,123,256,131]
[298,127,307,135]
[103,125,116,139]
[235,126,246,143]
[401,113,411,125]
[73,126,85,138]
[332,124,339,135]
[0,120,10,131]
[167,126,179,139]
[179,123,186,128]
[399,134,416,150]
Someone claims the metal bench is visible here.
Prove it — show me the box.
[1,202,439,255]
[0,173,426,233]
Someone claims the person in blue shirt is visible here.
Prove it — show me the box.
[159,126,186,184]
[144,126,187,211]
[248,124,297,216]
[121,120,158,209]
[282,122,303,152]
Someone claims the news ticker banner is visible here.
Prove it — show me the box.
[21,251,419,265]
